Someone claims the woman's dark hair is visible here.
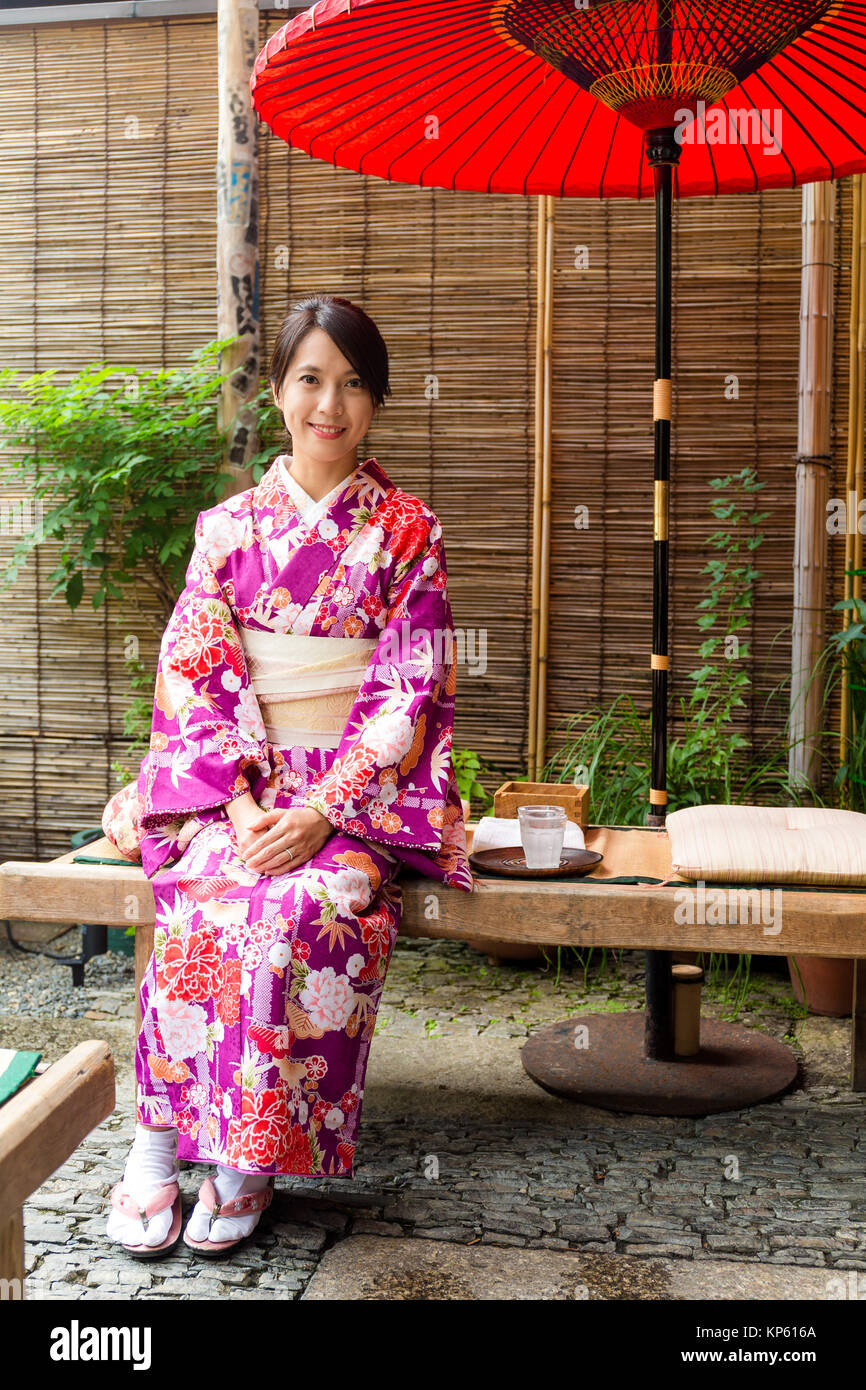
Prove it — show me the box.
[268,294,391,410]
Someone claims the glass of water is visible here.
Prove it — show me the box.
[517,805,567,869]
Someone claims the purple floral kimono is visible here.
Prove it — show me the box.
[127,454,473,1178]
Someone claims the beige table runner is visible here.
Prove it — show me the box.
[583,826,685,883]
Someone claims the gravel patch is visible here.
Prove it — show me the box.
[0,925,135,1019]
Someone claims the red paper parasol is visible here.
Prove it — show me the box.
[251,0,866,198]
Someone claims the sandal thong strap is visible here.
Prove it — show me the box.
[109,1172,180,1230]
[199,1175,274,1228]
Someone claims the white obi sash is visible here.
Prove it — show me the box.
[238,626,379,750]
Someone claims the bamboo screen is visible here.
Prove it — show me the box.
[546,183,856,781]
[258,119,537,812]
[0,16,226,860]
[0,10,859,861]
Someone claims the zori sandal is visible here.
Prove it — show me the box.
[182,1174,275,1258]
[107,1175,183,1259]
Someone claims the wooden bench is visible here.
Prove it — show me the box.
[2,828,866,1089]
[0,1040,115,1293]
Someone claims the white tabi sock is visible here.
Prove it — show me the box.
[185,1164,272,1245]
[105,1124,179,1249]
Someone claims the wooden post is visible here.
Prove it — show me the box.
[537,197,554,778]
[672,962,703,1057]
[216,0,261,497]
[529,196,554,780]
[529,198,544,781]
[840,179,861,785]
[852,958,866,1091]
[854,176,866,608]
[0,1210,24,1289]
[790,182,835,793]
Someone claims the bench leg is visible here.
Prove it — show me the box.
[0,1209,25,1293]
[852,960,866,1092]
[645,949,675,1059]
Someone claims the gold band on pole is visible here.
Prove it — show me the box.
[651,653,669,670]
[653,378,672,421]
[649,788,668,806]
[654,479,668,541]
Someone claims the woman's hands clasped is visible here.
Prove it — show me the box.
[226,793,333,876]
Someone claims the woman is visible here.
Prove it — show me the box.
[104,294,474,1258]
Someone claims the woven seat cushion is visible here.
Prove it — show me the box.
[665,803,866,885]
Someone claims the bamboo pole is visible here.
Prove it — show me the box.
[841,177,863,785]
[529,195,554,780]
[216,0,260,497]
[850,179,866,800]
[536,197,555,777]
[854,178,866,603]
[790,181,835,793]
[528,197,545,780]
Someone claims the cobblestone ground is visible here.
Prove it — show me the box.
[4,926,865,1299]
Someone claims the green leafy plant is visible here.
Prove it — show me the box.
[0,340,286,786]
[538,943,627,991]
[673,467,769,802]
[0,339,281,633]
[698,951,755,1019]
[111,645,157,786]
[826,568,866,812]
[451,747,496,816]
[539,467,810,823]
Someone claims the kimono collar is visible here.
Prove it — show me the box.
[279,455,352,527]
[266,452,394,525]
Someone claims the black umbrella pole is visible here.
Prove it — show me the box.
[649,143,674,828]
[644,130,679,1061]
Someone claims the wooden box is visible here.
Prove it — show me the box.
[493,781,589,829]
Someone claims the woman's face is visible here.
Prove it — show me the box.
[271,326,377,470]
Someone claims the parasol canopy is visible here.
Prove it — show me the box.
[250,0,866,199]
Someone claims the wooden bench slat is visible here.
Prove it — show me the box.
[0,1041,115,1228]
[3,853,866,956]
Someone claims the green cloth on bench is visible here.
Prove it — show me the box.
[0,1049,42,1107]
[71,854,139,865]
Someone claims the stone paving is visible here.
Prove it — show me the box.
[4,925,866,1299]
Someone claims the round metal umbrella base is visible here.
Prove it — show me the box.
[521,1013,799,1116]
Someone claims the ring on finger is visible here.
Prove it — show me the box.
[269,838,295,861]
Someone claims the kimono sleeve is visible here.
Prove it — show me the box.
[138,511,272,840]
[300,514,463,859]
